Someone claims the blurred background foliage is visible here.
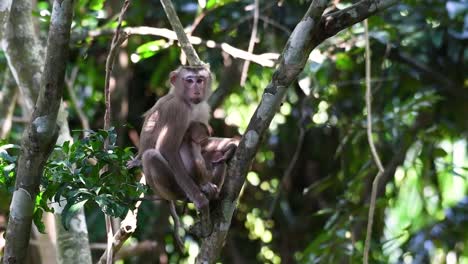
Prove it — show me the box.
[1,0,467,263]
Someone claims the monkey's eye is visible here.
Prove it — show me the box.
[185,78,195,84]
[196,78,204,84]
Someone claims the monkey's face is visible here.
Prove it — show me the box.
[182,74,209,104]
[170,67,212,104]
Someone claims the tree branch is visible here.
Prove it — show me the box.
[101,1,130,263]
[1,0,43,113]
[319,0,398,42]
[363,19,384,264]
[0,70,18,139]
[65,67,91,133]
[240,0,259,86]
[97,177,146,264]
[387,47,466,99]
[75,26,277,67]
[197,1,329,263]
[3,0,74,262]
[0,0,12,41]
[159,0,202,66]
[197,0,399,262]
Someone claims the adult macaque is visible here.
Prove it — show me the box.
[137,65,238,237]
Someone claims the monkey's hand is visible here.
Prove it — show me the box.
[126,158,142,169]
[200,182,218,200]
[212,144,237,164]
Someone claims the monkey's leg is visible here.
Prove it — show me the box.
[190,142,218,200]
[145,149,212,237]
[142,149,182,200]
[211,161,227,196]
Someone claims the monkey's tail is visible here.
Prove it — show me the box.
[168,201,185,252]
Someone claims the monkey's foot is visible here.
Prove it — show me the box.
[201,182,218,200]
[126,158,142,169]
[188,220,213,238]
[189,206,212,238]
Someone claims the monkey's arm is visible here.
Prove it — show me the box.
[202,137,239,161]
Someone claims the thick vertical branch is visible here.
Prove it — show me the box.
[159,0,203,66]
[3,0,75,263]
[0,0,12,41]
[1,0,43,112]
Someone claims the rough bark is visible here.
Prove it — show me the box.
[0,70,18,139]
[196,0,398,263]
[159,0,202,66]
[0,0,12,41]
[3,0,75,263]
[1,0,43,112]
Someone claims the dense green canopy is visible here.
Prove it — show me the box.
[1,0,467,263]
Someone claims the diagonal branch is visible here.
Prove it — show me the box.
[197,1,329,263]
[240,0,260,86]
[159,0,202,66]
[319,0,398,41]
[197,0,399,263]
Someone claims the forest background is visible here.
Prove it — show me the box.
[0,0,467,263]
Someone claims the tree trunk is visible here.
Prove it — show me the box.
[0,70,18,139]
[2,0,75,263]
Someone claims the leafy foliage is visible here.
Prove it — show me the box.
[0,130,145,231]
[41,128,146,229]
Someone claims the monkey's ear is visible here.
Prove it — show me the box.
[169,71,178,85]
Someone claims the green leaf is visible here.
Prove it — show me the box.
[335,53,353,71]
[89,0,105,11]
[95,194,127,218]
[61,199,88,230]
[62,141,70,155]
[433,147,448,158]
[33,208,46,234]
[206,0,234,10]
[135,40,167,59]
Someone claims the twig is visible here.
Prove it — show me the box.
[102,1,131,263]
[81,26,277,67]
[220,2,277,34]
[65,67,90,134]
[97,177,146,264]
[240,0,259,86]
[159,0,202,66]
[363,19,385,264]
[259,15,291,35]
[268,89,309,218]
